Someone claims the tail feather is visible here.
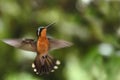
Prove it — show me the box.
[32,55,60,75]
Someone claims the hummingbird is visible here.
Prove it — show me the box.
[2,23,73,75]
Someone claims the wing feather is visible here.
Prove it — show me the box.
[2,39,37,52]
[48,37,73,51]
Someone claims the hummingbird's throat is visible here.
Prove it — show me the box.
[41,28,47,37]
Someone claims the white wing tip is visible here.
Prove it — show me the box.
[1,39,21,47]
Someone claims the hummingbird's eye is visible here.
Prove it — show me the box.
[37,27,44,36]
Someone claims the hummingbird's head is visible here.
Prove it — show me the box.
[37,23,55,37]
[37,26,45,36]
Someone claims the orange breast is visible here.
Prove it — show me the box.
[37,37,49,55]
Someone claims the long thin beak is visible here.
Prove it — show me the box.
[46,22,55,29]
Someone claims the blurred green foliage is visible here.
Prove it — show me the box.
[0,0,120,80]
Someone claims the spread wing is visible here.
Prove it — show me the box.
[2,39,37,52]
[48,37,73,51]
[1,37,73,52]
